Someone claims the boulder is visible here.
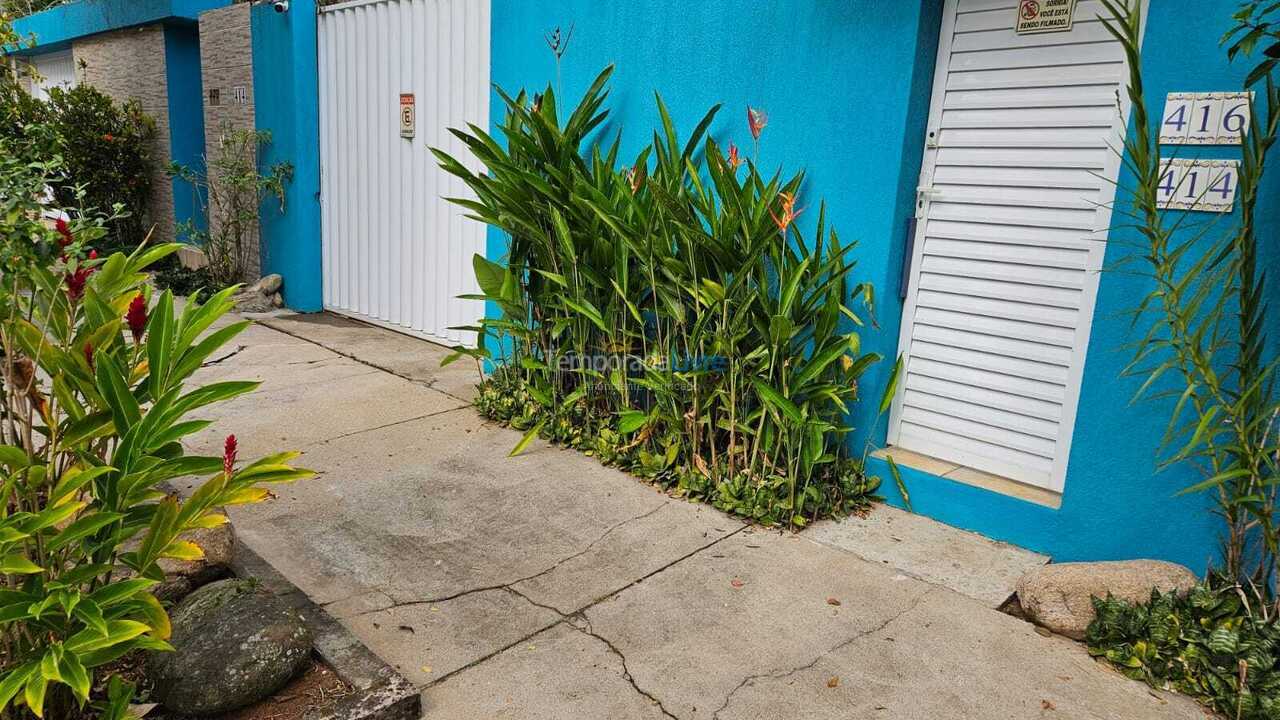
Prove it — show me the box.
[256,273,283,295]
[1015,560,1198,640]
[233,274,284,313]
[149,578,313,715]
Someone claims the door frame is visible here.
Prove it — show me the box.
[886,0,1148,494]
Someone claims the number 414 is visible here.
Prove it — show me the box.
[1156,159,1239,212]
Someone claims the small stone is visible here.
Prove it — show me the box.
[257,273,283,294]
[148,578,313,715]
[1016,560,1198,640]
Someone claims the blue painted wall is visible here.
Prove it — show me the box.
[250,0,322,310]
[163,23,208,238]
[486,0,1278,573]
[863,0,1279,574]
[12,0,229,52]
[249,0,1275,572]
[488,0,943,448]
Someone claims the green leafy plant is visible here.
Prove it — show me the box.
[1101,0,1280,597]
[0,129,312,719]
[40,85,156,255]
[1086,2,1280,717]
[170,125,292,286]
[435,66,896,527]
[1088,584,1280,719]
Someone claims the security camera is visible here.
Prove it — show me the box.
[271,0,289,12]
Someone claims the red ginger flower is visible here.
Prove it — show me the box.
[65,265,92,301]
[747,106,768,140]
[54,218,73,248]
[223,435,238,477]
[126,293,147,343]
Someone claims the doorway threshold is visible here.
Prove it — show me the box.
[874,447,1063,510]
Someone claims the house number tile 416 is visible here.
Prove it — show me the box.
[1161,92,1252,145]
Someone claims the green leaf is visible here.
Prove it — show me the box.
[0,553,43,575]
[473,254,508,297]
[509,420,546,457]
[617,410,647,434]
[749,378,805,425]
[886,455,911,513]
[0,662,37,711]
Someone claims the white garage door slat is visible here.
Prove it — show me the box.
[889,0,1135,493]
[318,0,489,346]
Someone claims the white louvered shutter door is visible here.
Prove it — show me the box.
[30,50,76,100]
[888,0,1139,493]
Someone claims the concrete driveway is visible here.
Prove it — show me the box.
[179,311,1208,720]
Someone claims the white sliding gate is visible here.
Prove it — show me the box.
[888,0,1143,494]
[318,0,490,345]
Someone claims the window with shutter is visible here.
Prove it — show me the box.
[888,0,1143,494]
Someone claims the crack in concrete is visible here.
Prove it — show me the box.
[570,613,680,720]
[201,345,247,367]
[354,501,675,615]
[302,404,471,449]
[254,318,476,405]
[709,586,937,720]
[411,525,749,709]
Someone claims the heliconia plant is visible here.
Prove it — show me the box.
[0,134,312,719]
[434,66,899,527]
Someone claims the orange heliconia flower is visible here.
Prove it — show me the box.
[770,192,804,232]
[727,142,743,169]
[625,165,646,194]
[747,106,768,140]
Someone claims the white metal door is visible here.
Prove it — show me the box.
[318,0,489,346]
[30,50,76,100]
[888,0,1140,493]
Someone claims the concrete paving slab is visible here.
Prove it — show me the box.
[582,529,932,719]
[342,588,561,686]
[175,316,1213,720]
[805,503,1050,607]
[200,410,735,607]
[257,312,481,402]
[420,623,671,720]
[185,366,468,457]
[715,587,1204,720]
[512,499,745,615]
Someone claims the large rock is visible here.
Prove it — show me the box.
[120,513,234,602]
[149,578,313,715]
[1015,560,1198,640]
[233,274,284,313]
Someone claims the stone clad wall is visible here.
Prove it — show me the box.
[72,25,175,244]
[200,2,260,279]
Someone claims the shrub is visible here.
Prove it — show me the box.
[0,129,312,719]
[170,125,292,286]
[436,67,896,527]
[42,85,156,254]
[1087,584,1280,719]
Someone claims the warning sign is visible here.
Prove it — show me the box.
[399,93,415,139]
[1015,0,1077,34]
